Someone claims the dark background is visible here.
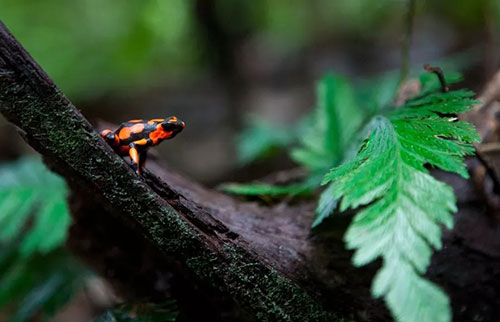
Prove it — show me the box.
[1,0,498,184]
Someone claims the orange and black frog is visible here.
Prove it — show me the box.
[101,116,185,175]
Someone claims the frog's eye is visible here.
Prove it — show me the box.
[161,116,184,133]
[162,122,176,131]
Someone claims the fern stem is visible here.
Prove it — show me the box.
[424,64,449,92]
[400,0,416,84]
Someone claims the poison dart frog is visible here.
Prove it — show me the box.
[101,116,185,175]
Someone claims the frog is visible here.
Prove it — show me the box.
[101,116,185,175]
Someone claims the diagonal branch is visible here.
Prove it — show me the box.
[0,20,336,322]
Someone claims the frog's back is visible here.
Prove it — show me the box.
[115,120,156,145]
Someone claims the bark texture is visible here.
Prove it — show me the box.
[0,21,335,322]
[1,20,500,322]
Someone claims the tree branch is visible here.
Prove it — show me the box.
[0,21,336,321]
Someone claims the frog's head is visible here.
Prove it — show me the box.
[161,116,185,138]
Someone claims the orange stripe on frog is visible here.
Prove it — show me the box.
[149,124,172,145]
[119,127,131,140]
[134,139,148,146]
[148,118,164,125]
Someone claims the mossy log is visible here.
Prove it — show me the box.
[0,20,339,322]
[1,20,500,322]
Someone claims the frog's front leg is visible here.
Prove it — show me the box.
[129,139,151,175]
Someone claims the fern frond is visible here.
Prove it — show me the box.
[322,87,479,322]
[0,157,70,257]
[291,74,363,172]
[291,74,365,225]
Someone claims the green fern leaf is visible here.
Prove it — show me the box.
[291,74,363,172]
[322,87,479,322]
[314,114,385,227]
[292,74,364,225]
[313,184,338,227]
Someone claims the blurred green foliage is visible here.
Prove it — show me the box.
[0,157,70,255]
[291,74,363,172]
[223,73,378,210]
[432,0,500,29]
[1,248,88,322]
[1,0,496,101]
[236,116,298,165]
[0,157,89,321]
[0,0,195,99]
[220,182,309,197]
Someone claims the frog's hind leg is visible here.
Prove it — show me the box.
[139,150,147,170]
